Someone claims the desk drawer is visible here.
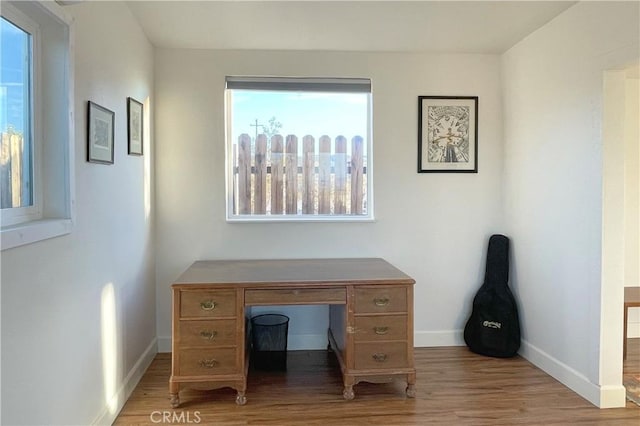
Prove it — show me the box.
[178,348,238,376]
[354,315,407,342]
[180,290,237,318]
[177,319,237,347]
[354,342,408,370]
[245,288,346,305]
[354,287,407,313]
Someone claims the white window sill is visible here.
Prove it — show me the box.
[226,215,376,223]
[1,218,73,250]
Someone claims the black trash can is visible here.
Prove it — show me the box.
[250,314,289,371]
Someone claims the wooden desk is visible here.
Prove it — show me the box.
[624,287,640,359]
[170,258,416,406]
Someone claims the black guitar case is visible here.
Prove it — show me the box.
[463,234,521,358]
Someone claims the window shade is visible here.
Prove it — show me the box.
[225,76,371,93]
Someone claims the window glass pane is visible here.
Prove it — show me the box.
[1,16,33,209]
[228,87,370,217]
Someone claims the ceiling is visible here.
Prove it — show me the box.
[125,1,576,53]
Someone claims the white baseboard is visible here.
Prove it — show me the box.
[599,385,628,408]
[518,339,626,408]
[414,329,465,347]
[91,338,158,426]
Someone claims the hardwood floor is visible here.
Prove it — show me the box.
[625,337,640,376]
[115,342,640,425]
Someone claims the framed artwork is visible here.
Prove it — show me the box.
[418,96,478,173]
[127,97,143,155]
[87,101,114,164]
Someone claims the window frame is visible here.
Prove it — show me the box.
[1,5,43,227]
[224,76,375,223]
[0,0,74,250]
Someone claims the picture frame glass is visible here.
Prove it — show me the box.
[419,96,478,173]
[128,98,143,155]
[88,101,114,164]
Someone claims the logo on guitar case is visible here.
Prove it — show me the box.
[482,320,502,329]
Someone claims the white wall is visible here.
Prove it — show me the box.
[502,1,639,408]
[0,2,155,425]
[625,75,640,337]
[154,49,505,351]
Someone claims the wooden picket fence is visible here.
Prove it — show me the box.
[0,131,27,209]
[234,134,367,215]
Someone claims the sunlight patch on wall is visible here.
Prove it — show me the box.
[101,282,118,414]
[144,96,151,220]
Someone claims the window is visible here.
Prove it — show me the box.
[1,10,37,223]
[0,1,73,250]
[225,77,373,221]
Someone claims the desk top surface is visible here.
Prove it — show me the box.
[625,287,640,305]
[173,258,415,288]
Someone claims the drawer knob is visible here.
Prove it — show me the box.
[373,297,390,307]
[373,326,389,335]
[200,300,217,311]
[200,330,218,341]
[372,353,388,362]
[198,358,219,368]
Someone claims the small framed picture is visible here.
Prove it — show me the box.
[127,97,143,156]
[87,101,114,164]
[418,96,478,173]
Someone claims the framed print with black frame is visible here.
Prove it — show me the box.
[87,101,114,164]
[418,96,478,173]
[127,97,143,156]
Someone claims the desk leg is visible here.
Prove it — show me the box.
[169,380,180,408]
[235,373,248,405]
[624,305,629,360]
[170,393,180,408]
[343,375,355,400]
[343,385,354,400]
[406,372,416,398]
